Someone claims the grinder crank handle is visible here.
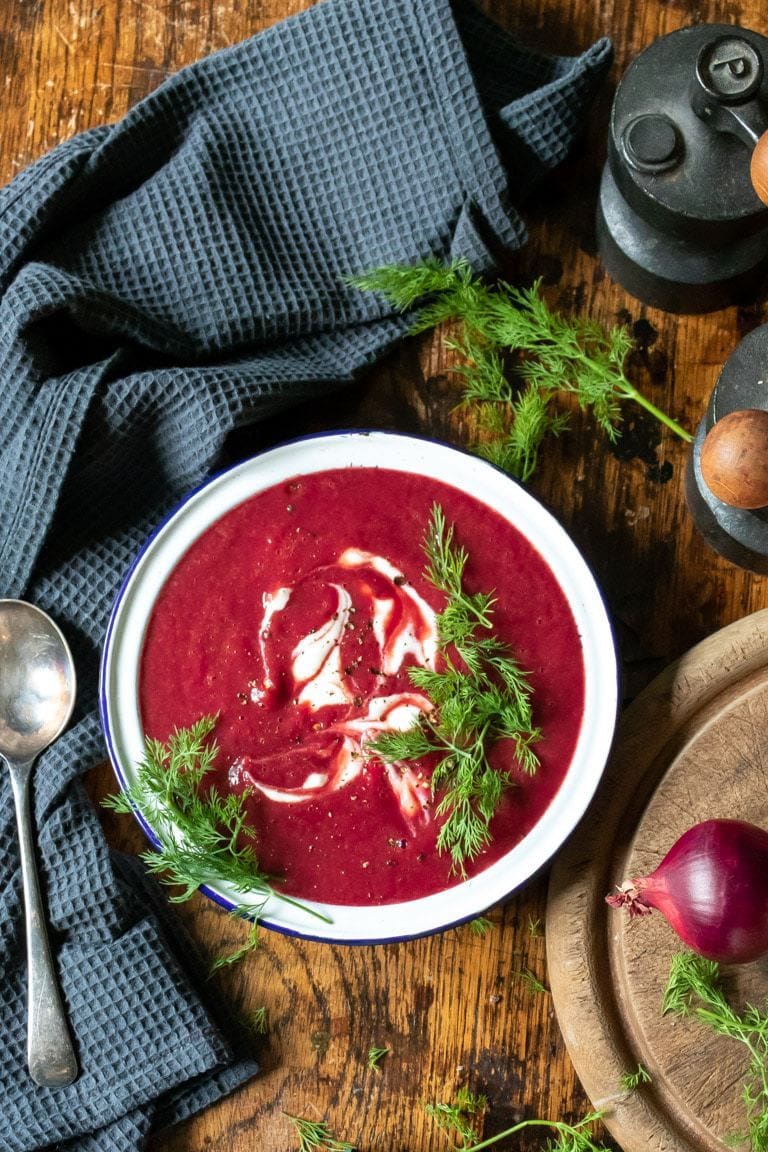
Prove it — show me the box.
[691,34,768,204]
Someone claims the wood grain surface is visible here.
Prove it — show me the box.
[548,610,768,1152]
[5,0,768,1148]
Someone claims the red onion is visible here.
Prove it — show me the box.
[605,819,768,964]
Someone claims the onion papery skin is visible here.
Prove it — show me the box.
[606,819,768,964]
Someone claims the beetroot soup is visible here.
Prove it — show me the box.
[139,467,585,905]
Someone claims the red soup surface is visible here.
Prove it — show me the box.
[140,467,586,905]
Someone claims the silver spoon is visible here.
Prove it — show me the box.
[0,599,78,1088]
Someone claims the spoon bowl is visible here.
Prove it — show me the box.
[0,600,78,1088]
[0,602,76,758]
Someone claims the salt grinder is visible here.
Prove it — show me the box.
[598,24,768,312]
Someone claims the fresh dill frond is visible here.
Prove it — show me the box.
[349,258,467,313]
[468,916,493,937]
[367,1045,390,1072]
[425,1086,489,1144]
[350,259,691,481]
[103,715,330,954]
[368,504,540,873]
[449,334,513,406]
[619,1064,652,1092]
[457,1110,609,1152]
[528,916,544,938]
[424,1096,608,1152]
[210,917,262,971]
[663,951,768,1151]
[283,1112,356,1152]
[513,967,549,995]
[662,951,723,1019]
[247,1005,269,1035]
[477,383,570,483]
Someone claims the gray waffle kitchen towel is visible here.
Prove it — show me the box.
[0,1,611,1148]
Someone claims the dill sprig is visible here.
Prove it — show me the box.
[462,1111,609,1152]
[210,920,263,971]
[619,1064,651,1092]
[283,1113,356,1152]
[367,1045,390,1072]
[247,1006,269,1035]
[468,916,493,937]
[513,967,550,995]
[350,259,691,481]
[103,715,330,955]
[368,504,540,873]
[425,1093,608,1152]
[663,951,768,1151]
[425,1086,489,1144]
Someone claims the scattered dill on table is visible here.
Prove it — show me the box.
[663,951,768,1151]
[425,1086,489,1144]
[424,1090,610,1152]
[513,968,550,995]
[247,1006,269,1035]
[283,1113,357,1152]
[350,258,691,482]
[460,1112,610,1152]
[367,1045,391,1072]
[619,1064,651,1092]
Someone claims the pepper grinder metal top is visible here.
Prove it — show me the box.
[598,24,768,312]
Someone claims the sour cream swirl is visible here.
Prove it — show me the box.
[241,550,439,826]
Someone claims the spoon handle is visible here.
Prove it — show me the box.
[7,756,78,1088]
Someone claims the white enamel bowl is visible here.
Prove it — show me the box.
[100,430,618,944]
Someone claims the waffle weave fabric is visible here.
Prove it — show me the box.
[0,1,611,1148]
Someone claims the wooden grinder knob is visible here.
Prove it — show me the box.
[751,130,768,206]
[700,409,768,508]
[699,140,768,508]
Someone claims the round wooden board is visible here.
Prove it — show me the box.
[546,609,768,1152]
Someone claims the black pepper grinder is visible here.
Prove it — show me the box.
[686,325,768,573]
[598,24,768,313]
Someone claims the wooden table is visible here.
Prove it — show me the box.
[7,0,768,1149]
